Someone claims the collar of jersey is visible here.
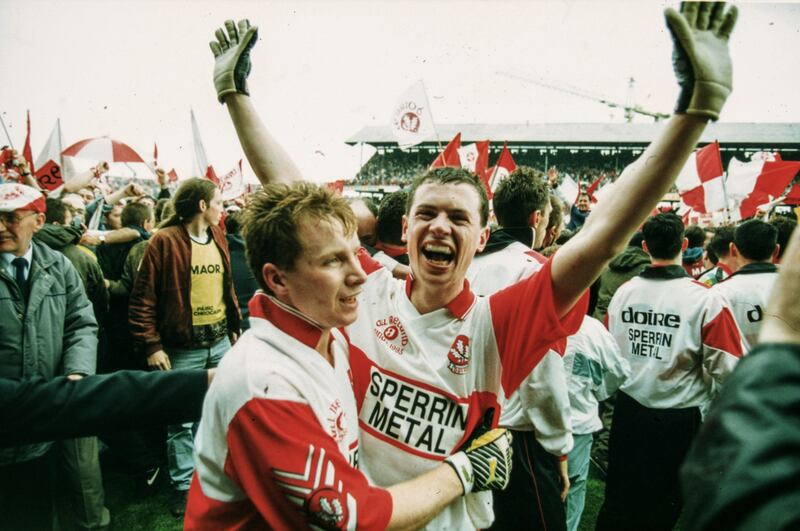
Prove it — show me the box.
[731,262,778,277]
[639,264,688,280]
[403,275,476,320]
[248,291,325,349]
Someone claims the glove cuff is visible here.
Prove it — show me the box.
[687,80,730,121]
[444,452,474,495]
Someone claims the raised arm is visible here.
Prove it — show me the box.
[551,2,738,316]
[210,19,303,185]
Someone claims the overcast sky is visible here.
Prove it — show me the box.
[2,0,798,182]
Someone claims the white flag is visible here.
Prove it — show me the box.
[219,160,245,200]
[35,119,62,171]
[555,174,580,205]
[191,109,209,177]
[390,81,436,148]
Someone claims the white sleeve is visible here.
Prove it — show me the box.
[519,350,574,456]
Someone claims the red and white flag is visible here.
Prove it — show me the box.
[726,157,800,220]
[555,174,580,206]
[33,119,63,191]
[219,160,245,200]
[487,142,517,196]
[22,110,34,174]
[675,142,726,214]
[325,179,345,196]
[458,140,489,174]
[430,132,461,168]
[390,81,436,149]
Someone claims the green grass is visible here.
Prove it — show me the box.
[97,463,608,530]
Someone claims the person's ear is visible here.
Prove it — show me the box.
[401,215,408,243]
[262,263,288,296]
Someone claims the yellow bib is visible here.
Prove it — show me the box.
[190,238,226,326]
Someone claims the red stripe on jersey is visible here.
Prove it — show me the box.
[702,307,744,359]
[186,398,392,530]
[248,294,324,349]
[404,276,477,320]
[358,247,384,275]
[490,259,588,396]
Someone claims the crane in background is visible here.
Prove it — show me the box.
[497,71,670,122]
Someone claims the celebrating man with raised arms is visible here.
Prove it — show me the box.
[206,3,738,528]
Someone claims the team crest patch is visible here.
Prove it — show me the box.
[306,487,347,529]
[447,335,471,375]
[327,399,347,442]
[374,315,409,355]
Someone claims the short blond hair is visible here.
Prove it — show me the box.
[242,182,357,292]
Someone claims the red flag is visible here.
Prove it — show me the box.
[167,169,179,183]
[676,142,725,214]
[326,180,345,196]
[205,165,220,186]
[34,161,63,191]
[727,157,800,219]
[23,110,34,174]
[430,133,461,168]
[153,142,158,166]
[487,142,517,198]
[586,173,605,203]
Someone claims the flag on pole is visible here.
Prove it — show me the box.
[726,157,800,220]
[22,110,34,174]
[675,142,726,214]
[430,132,461,168]
[555,174,580,206]
[390,81,436,149]
[153,142,159,167]
[458,140,490,197]
[487,142,517,195]
[191,109,211,177]
[33,119,63,191]
[205,165,220,186]
[219,160,246,200]
[167,168,179,183]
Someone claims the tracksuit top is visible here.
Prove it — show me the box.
[467,240,575,457]
[349,251,586,529]
[186,293,392,530]
[563,316,630,435]
[712,262,778,353]
[607,265,744,410]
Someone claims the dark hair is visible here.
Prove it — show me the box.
[684,224,706,249]
[225,210,244,235]
[154,198,171,223]
[45,198,69,225]
[628,231,645,249]
[160,178,217,228]
[642,212,685,259]
[243,182,357,294]
[493,166,549,228]
[707,226,734,259]
[121,202,153,228]
[769,216,796,260]
[377,190,408,246]
[734,219,777,261]
[547,194,563,233]
[406,167,489,226]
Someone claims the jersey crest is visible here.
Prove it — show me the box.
[447,335,471,375]
[306,486,348,530]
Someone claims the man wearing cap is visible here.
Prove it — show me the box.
[0,183,99,529]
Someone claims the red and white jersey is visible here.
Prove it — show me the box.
[467,242,573,457]
[712,263,778,353]
[349,251,586,529]
[186,293,392,531]
[607,265,744,410]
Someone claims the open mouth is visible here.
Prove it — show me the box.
[339,293,360,305]
[421,243,454,266]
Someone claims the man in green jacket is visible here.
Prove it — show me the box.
[0,183,99,530]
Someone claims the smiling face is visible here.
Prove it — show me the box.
[267,216,367,329]
[403,182,489,305]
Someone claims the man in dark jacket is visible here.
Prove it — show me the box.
[36,197,112,530]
